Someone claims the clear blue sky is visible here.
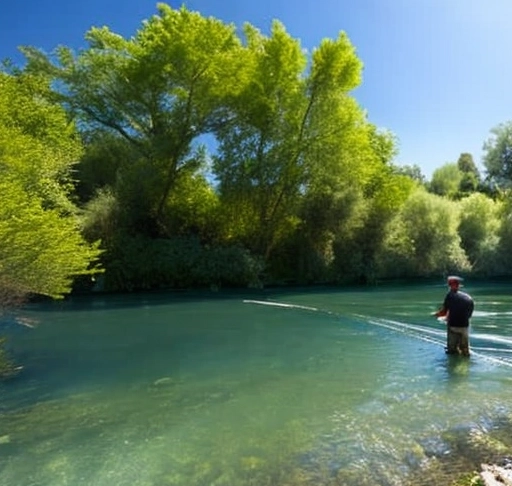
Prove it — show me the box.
[1,0,511,178]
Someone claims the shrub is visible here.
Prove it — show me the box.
[102,235,263,291]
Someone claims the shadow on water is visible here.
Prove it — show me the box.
[22,288,281,314]
[442,354,472,381]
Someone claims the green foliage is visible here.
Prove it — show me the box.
[103,235,263,291]
[0,72,101,302]
[327,133,413,284]
[458,193,501,274]
[331,211,378,284]
[12,7,512,286]
[455,153,481,194]
[429,163,463,198]
[162,171,221,242]
[483,121,512,188]
[0,72,81,213]
[377,188,470,277]
[457,152,479,174]
[213,20,309,257]
[330,171,413,284]
[309,31,362,94]
[457,153,480,193]
[213,20,380,266]
[364,164,414,214]
[21,4,394,286]
[494,191,512,275]
[459,171,480,195]
[81,187,120,245]
[21,4,247,228]
[75,131,138,202]
[284,190,361,284]
[0,177,101,300]
[393,164,426,184]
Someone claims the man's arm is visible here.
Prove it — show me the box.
[434,293,450,317]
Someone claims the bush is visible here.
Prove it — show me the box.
[376,188,470,278]
[102,235,263,291]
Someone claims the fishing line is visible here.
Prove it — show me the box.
[357,315,512,369]
[363,316,446,338]
[472,346,512,354]
[471,333,512,346]
[354,315,447,348]
[242,299,320,312]
[243,299,512,368]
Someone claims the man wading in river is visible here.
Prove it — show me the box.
[434,276,474,357]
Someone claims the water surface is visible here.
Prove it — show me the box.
[1,284,512,485]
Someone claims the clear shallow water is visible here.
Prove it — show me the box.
[1,284,512,485]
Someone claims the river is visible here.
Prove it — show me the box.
[1,283,511,485]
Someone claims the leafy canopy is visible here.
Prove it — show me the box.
[21,4,247,227]
[0,72,101,301]
[483,121,512,188]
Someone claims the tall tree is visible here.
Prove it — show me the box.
[429,163,462,198]
[393,163,426,184]
[330,127,413,283]
[458,193,500,274]
[21,4,248,234]
[457,152,480,194]
[213,21,379,261]
[495,192,512,275]
[483,121,512,188]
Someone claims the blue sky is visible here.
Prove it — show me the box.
[1,0,511,179]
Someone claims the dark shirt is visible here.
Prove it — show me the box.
[443,289,474,327]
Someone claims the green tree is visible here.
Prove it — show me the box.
[393,163,426,184]
[377,188,469,277]
[213,21,378,265]
[458,193,500,274]
[74,131,138,203]
[0,180,101,301]
[457,152,479,174]
[11,5,420,288]
[457,152,480,194]
[329,126,414,283]
[21,4,247,234]
[0,71,82,212]
[161,170,221,242]
[429,163,463,198]
[0,72,101,303]
[354,165,414,282]
[494,191,512,275]
[482,121,512,188]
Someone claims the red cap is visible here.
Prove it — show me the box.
[447,275,463,288]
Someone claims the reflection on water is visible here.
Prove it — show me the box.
[1,284,512,485]
[443,354,471,379]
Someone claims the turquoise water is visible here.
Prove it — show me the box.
[1,284,512,485]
